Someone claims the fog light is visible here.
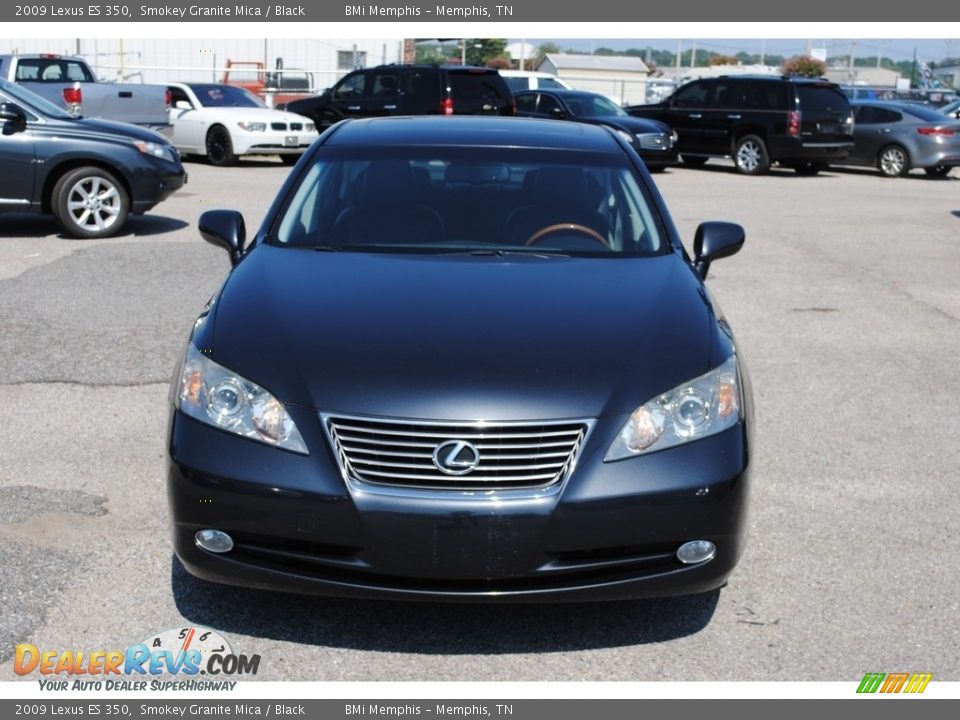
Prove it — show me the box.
[676,540,716,565]
[195,529,234,554]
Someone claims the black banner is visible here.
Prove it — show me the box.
[1,0,955,23]
[0,700,958,720]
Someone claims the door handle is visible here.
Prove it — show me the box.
[383,105,397,110]
[688,113,702,119]
[727,114,741,119]
[347,105,361,111]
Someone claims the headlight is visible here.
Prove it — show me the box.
[605,355,741,461]
[176,344,308,454]
[133,140,176,163]
[237,121,267,132]
[305,122,316,132]
[614,128,636,144]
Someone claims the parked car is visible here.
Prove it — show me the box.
[167,115,754,602]
[514,89,678,171]
[833,101,960,177]
[0,53,171,135]
[0,78,185,239]
[284,64,514,129]
[166,83,317,166]
[499,70,573,93]
[940,99,960,121]
[627,75,855,175]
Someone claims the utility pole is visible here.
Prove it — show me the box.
[848,40,856,83]
[676,39,682,79]
[690,40,697,69]
[910,47,917,88]
[760,39,766,66]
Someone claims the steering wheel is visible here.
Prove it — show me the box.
[525,223,608,247]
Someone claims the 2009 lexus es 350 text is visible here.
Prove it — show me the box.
[167,116,754,602]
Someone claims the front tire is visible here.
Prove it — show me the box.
[878,145,909,177]
[52,166,130,239]
[205,125,236,166]
[733,135,770,175]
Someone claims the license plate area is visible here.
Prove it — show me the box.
[284,135,298,147]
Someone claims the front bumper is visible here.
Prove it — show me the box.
[232,131,317,156]
[167,409,751,602]
[130,160,186,214]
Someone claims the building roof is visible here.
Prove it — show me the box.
[539,53,650,74]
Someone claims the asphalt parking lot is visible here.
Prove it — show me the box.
[1,156,958,682]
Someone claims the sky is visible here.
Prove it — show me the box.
[510,39,960,64]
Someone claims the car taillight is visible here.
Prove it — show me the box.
[165,89,172,109]
[917,127,955,136]
[62,86,82,108]
[787,110,800,137]
[441,97,454,116]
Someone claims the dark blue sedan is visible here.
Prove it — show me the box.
[514,88,679,171]
[167,116,752,602]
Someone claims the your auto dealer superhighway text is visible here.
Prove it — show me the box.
[139,4,305,17]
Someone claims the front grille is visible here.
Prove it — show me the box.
[637,133,672,150]
[271,122,287,131]
[289,122,303,131]
[323,415,590,490]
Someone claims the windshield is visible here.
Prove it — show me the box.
[565,94,627,118]
[189,84,265,108]
[273,146,665,257]
[0,77,74,119]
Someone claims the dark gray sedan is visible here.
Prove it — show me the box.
[514,89,678,171]
[841,101,960,177]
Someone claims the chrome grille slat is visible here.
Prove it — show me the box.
[323,414,591,491]
[331,423,581,440]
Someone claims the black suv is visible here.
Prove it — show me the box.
[627,75,854,175]
[283,64,514,129]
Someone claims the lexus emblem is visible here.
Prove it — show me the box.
[432,440,481,475]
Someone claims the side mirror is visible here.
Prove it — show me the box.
[693,221,745,279]
[199,210,246,266]
[548,107,566,119]
[174,100,192,110]
[0,102,27,134]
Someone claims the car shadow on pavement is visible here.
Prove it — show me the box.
[0,213,188,238]
[952,211,960,219]
[170,555,719,654]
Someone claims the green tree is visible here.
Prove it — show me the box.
[464,38,507,66]
[782,55,827,77]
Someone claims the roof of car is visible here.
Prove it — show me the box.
[326,116,624,152]
[515,88,604,98]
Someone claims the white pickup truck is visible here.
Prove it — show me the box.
[0,53,171,135]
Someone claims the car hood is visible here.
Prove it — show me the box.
[39,116,170,144]
[205,246,716,421]
[592,116,671,134]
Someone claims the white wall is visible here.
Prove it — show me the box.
[1,38,404,90]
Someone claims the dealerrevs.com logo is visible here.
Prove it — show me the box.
[857,672,933,694]
[15,627,260,691]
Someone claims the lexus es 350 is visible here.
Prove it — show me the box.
[167,116,754,602]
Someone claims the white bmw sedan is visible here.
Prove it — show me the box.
[166,82,317,166]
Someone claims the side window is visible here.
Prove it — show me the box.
[744,81,787,110]
[672,81,708,109]
[711,81,745,109]
[514,94,537,113]
[401,68,439,98]
[503,76,527,93]
[168,87,192,108]
[368,70,399,98]
[537,94,561,115]
[332,72,366,100]
[878,108,902,123]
